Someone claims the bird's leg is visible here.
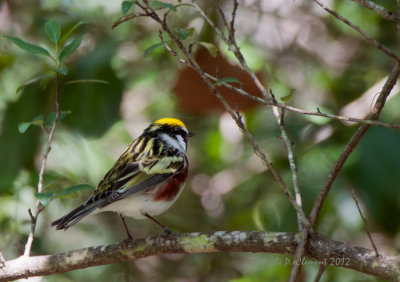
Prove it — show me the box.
[119,213,134,241]
[142,212,172,235]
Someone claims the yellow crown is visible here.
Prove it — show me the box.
[154,118,187,129]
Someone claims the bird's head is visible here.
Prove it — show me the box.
[146,118,192,152]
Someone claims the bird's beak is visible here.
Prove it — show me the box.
[188,131,195,137]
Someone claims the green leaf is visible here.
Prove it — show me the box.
[54,65,68,75]
[31,114,45,126]
[43,183,54,190]
[18,122,31,134]
[45,20,61,43]
[176,27,194,40]
[144,41,165,58]
[35,191,54,206]
[59,19,89,47]
[150,1,176,11]
[213,77,240,86]
[45,110,71,127]
[2,35,51,57]
[198,41,218,57]
[175,3,195,8]
[64,79,109,85]
[280,88,295,102]
[16,75,54,94]
[59,34,87,62]
[18,114,44,133]
[55,184,94,198]
[122,1,135,15]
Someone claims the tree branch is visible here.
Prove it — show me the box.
[1,231,399,281]
[351,0,400,24]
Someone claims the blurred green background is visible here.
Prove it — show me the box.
[0,0,399,281]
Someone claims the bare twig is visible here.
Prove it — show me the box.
[351,0,399,24]
[313,0,400,63]
[309,63,400,225]
[314,265,327,282]
[272,105,303,231]
[201,71,400,130]
[23,73,62,257]
[351,189,380,257]
[229,0,238,40]
[1,231,400,281]
[158,31,188,64]
[112,13,148,29]
[288,228,309,282]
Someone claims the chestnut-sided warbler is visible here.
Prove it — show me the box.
[51,118,190,239]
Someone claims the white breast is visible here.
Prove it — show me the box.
[97,183,185,219]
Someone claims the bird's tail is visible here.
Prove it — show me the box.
[51,204,98,230]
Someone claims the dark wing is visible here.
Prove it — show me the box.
[95,151,186,208]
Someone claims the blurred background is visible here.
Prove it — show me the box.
[1,0,400,281]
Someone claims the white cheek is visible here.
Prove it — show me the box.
[160,133,186,152]
[176,135,187,152]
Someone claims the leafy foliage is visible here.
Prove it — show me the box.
[3,36,51,57]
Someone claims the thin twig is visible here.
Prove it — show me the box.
[351,0,399,24]
[272,105,303,231]
[201,71,400,130]
[27,209,35,224]
[158,31,188,64]
[351,189,380,257]
[112,13,148,29]
[23,73,61,257]
[288,228,309,282]
[229,0,238,40]
[313,0,400,63]
[314,265,327,282]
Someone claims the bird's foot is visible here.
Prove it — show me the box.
[121,234,134,249]
[155,227,173,244]
[161,227,173,236]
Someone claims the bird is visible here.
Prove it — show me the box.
[51,117,191,239]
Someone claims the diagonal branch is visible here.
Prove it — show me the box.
[1,231,399,281]
[351,189,379,257]
[351,0,400,24]
[313,0,400,63]
[309,63,400,225]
